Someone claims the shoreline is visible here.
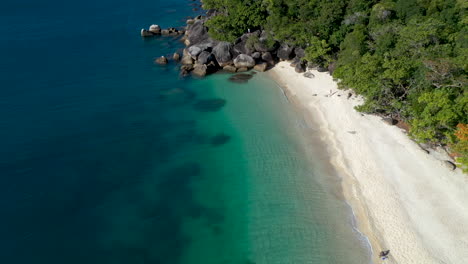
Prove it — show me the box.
[268,62,468,264]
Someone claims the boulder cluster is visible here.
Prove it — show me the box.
[141,24,185,37]
[148,14,322,77]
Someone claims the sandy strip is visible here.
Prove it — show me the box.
[269,62,468,264]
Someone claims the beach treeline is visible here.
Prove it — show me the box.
[202,0,467,171]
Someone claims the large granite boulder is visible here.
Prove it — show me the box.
[197,51,215,65]
[149,24,161,34]
[234,54,255,68]
[188,46,202,59]
[186,20,208,46]
[277,43,294,61]
[212,42,233,67]
[192,64,207,77]
[261,52,275,65]
[233,39,254,56]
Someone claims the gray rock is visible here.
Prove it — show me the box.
[197,51,214,65]
[187,20,208,45]
[261,52,275,65]
[254,63,268,72]
[149,24,161,34]
[180,64,194,71]
[251,52,261,60]
[173,52,181,61]
[233,39,254,56]
[295,62,306,73]
[236,67,249,72]
[155,56,168,65]
[141,29,154,37]
[234,54,255,68]
[223,65,237,73]
[212,42,233,67]
[294,47,306,58]
[192,64,207,77]
[186,19,195,25]
[188,46,202,59]
[277,43,294,61]
[303,72,315,78]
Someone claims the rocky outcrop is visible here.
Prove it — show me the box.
[212,42,232,67]
[149,14,331,78]
[155,56,168,65]
[234,54,255,68]
[141,25,183,37]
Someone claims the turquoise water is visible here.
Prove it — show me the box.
[0,0,371,263]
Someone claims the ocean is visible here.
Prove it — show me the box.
[0,0,371,263]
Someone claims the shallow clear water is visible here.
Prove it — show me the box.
[0,0,371,263]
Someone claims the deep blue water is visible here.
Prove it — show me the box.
[0,0,204,263]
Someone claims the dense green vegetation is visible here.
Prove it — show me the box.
[203,0,467,170]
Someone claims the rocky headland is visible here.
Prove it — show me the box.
[142,13,321,78]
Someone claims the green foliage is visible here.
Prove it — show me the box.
[204,0,267,42]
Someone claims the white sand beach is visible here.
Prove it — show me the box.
[269,62,468,264]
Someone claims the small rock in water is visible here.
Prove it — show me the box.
[228,73,254,84]
[210,133,231,146]
[155,56,168,65]
[173,52,181,61]
[149,24,161,34]
[236,67,248,72]
[193,99,226,112]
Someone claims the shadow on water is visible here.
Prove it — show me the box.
[228,73,254,84]
[210,133,231,146]
[193,98,227,112]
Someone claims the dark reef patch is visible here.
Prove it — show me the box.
[228,73,254,84]
[210,133,231,146]
[193,99,226,112]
